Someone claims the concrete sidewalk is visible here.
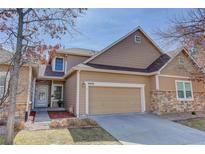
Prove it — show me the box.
[35,111,50,123]
[24,111,51,131]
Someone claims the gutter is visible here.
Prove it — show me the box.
[57,51,94,57]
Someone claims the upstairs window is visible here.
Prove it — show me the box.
[55,58,64,71]
[176,80,193,100]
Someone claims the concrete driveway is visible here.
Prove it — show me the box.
[90,113,205,145]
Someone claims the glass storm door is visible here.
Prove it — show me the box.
[35,85,49,107]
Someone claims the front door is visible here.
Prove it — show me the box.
[35,85,49,108]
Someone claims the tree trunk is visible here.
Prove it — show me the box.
[6,9,23,145]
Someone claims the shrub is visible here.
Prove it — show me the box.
[14,121,25,131]
[49,118,98,128]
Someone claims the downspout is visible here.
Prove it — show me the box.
[25,65,32,121]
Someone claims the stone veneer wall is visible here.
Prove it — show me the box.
[0,104,27,123]
[150,91,205,115]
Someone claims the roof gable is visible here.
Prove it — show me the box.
[160,48,201,76]
[85,27,163,69]
[84,26,163,64]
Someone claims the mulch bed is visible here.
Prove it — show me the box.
[48,111,75,119]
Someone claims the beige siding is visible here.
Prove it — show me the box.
[159,76,205,92]
[159,50,205,92]
[79,71,151,115]
[89,87,141,115]
[16,67,29,104]
[0,64,9,73]
[66,55,90,71]
[52,53,90,72]
[0,64,29,104]
[161,51,196,76]
[64,73,77,114]
[89,30,161,69]
[150,75,156,91]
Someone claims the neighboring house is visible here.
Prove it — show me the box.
[0,48,32,121]
[1,26,205,122]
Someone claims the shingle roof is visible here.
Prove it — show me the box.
[44,65,64,77]
[146,54,171,72]
[86,54,170,73]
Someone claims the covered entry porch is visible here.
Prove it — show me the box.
[32,79,65,111]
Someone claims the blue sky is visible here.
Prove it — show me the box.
[51,8,190,52]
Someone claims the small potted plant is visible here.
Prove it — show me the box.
[57,100,63,107]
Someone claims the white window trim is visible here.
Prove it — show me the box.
[134,35,141,44]
[178,56,184,65]
[52,56,64,72]
[52,83,64,101]
[175,80,194,101]
[84,81,146,115]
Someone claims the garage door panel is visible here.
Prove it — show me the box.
[89,87,141,115]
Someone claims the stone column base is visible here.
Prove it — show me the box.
[0,103,27,124]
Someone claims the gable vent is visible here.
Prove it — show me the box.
[178,56,184,65]
[134,35,141,44]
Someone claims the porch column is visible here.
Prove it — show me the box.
[32,78,36,109]
[140,86,146,112]
[51,80,53,108]
[26,65,32,112]
[85,82,89,115]
[25,65,32,121]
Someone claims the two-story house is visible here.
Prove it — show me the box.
[1,26,205,123]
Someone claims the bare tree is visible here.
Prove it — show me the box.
[157,8,205,81]
[0,8,86,144]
